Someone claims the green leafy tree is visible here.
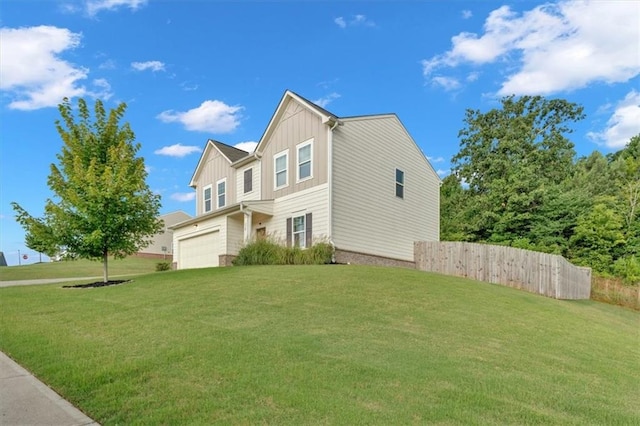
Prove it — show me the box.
[12,98,162,282]
[450,95,584,245]
[569,199,626,273]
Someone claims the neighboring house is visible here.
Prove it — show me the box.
[171,90,440,269]
[137,211,192,260]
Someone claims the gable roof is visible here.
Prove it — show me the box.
[189,139,250,188]
[255,90,340,155]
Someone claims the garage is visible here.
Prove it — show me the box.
[178,231,220,269]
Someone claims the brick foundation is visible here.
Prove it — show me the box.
[219,254,237,267]
[334,249,415,269]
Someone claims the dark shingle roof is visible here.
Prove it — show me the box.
[210,140,250,162]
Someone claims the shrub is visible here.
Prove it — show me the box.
[233,238,333,266]
[612,256,640,285]
[156,262,171,272]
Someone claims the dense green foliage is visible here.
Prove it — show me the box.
[442,96,639,282]
[12,98,162,282]
[1,266,637,424]
[232,239,334,265]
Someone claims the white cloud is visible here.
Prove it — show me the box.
[234,141,258,153]
[131,61,165,72]
[170,192,196,202]
[86,0,147,16]
[428,156,445,163]
[436,169,450,177]
[313,92,341,108]
[334,14,375,28]
[154,143,202,157]
[423,1,640,95]
[431,76,461,91]
[462,10,473,19]
[588,90,640,149]
[157,100,243,133]
[0,26,112,110]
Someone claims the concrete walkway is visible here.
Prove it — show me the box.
[0,351,99,425]
[0,277,102,288]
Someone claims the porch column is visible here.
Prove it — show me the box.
[243,210,253,243]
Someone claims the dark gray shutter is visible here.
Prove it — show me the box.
[286,217,292,247]
[305,213,312,248]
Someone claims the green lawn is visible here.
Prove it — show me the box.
[0,256,161,281]
[0,265,638,424]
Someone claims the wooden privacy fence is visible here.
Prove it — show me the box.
[414,241,591,300]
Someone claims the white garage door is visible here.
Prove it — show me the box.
[178,231,220,269]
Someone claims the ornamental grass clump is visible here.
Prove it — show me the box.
[233,238,333,266]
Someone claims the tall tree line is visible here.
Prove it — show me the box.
[441,96,639,283]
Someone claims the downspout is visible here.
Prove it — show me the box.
[327,119,340,263]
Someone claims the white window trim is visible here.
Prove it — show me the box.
[274,149,289,190]
[203,184,213,213]
[243,167,253,194]
[296,138,313,183]
[216,178,226,209]
[395,168,404,199]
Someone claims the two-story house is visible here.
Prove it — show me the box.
[171,90,440,269]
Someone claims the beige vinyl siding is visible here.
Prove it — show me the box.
[193,150,236,215]
[255,184,329,243]
[236,161,261,202]
[226,215,245,254]
[260,98,328,199]
[332,116,440,261]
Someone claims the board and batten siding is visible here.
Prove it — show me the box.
[260,98,329,200]
[236,161,261,202]
[255,184,329,244]
[332,116,440,261]
[193,149,236,215]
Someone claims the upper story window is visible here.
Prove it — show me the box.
[203,185,213,212]
[297,139,313,182]
[274,150,288,189]
[396,168,404,199]
[217,178,226,208]
[243,168,253,193]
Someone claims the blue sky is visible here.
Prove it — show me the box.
[1,0,638,266]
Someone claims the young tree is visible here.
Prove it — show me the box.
[12,98,162,282]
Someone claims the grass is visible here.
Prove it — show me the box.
[0,265,638,424]
[0,256,160,281]
[592,275,640,311]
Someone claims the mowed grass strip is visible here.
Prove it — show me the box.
[0,265,638,424]
[0,257,160,281]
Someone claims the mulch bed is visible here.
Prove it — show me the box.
[63,280,131,289]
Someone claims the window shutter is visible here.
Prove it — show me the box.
[305,213,312,248]
[286,217,292,247]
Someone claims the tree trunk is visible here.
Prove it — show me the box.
[102,250,109,283]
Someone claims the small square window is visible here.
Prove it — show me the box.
[396,169,404,199]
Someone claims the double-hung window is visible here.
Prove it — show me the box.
[286,213,312,249]
[297,139,313,182]
[274,150,288,189]
[217,178,226,208]
[395,169,404,199]
[203,185,213,213]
